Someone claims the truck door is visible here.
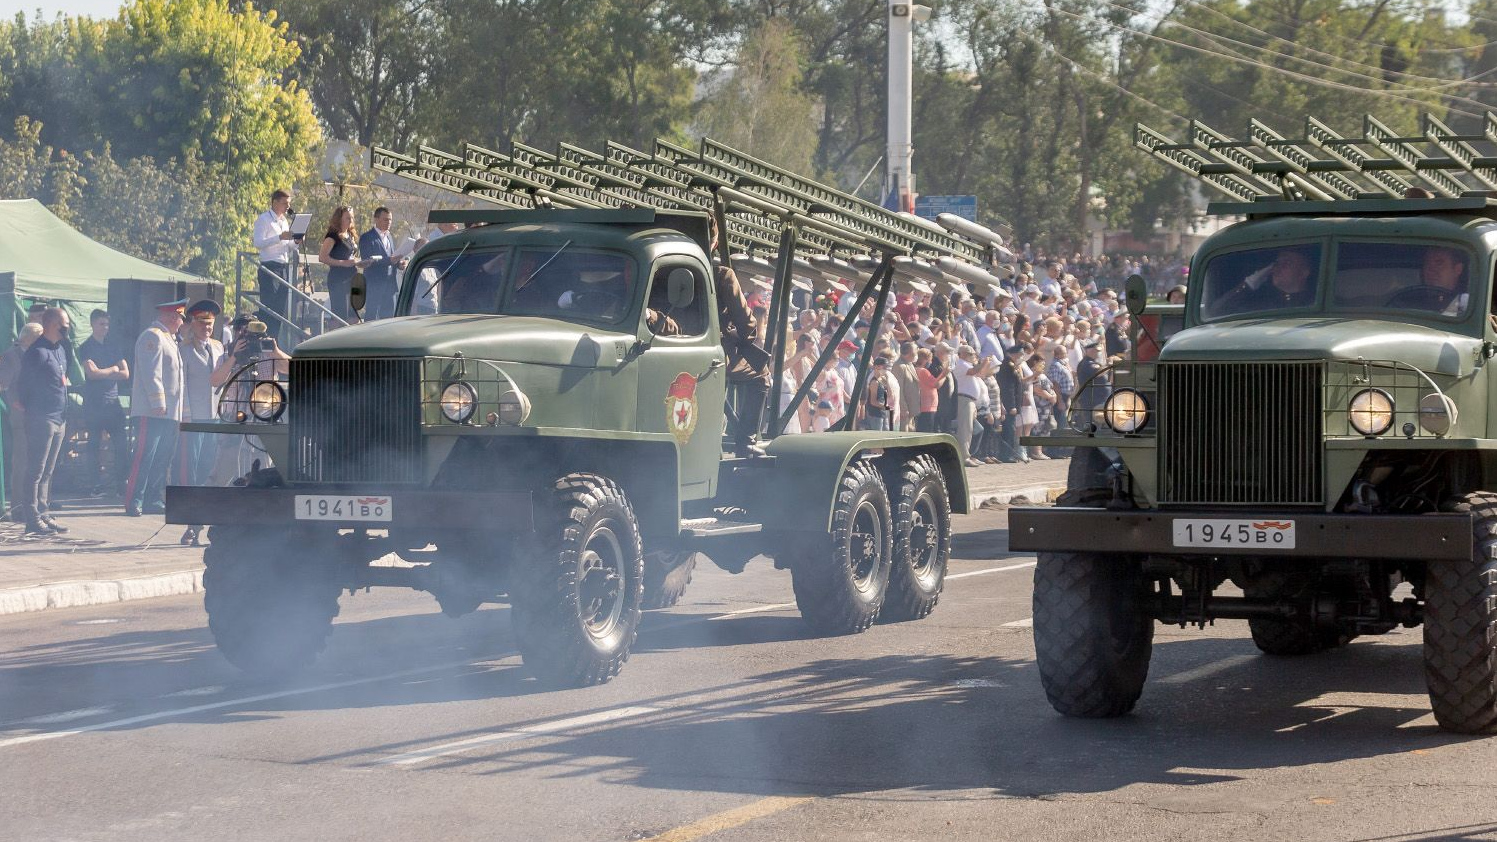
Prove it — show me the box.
[635,258,726,501]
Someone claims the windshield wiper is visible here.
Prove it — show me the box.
[419,242,473,301]
[517,240,573,289]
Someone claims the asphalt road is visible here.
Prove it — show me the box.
[2,509,1495,842]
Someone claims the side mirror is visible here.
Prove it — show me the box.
[349,271,367,313]
[666,267,696,309]
[1124,273,1148,317]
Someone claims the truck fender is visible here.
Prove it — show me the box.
[757,432,969,535]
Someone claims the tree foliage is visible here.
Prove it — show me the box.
[0,0,320,278]
[0,117,213,271]
[276,0,433,148]
[3,0,1496,266]
[695,18,820,174]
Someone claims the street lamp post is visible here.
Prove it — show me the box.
[886,1,931,213]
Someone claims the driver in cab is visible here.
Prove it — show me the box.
[1216,247,1317,315]
[1413,246,1468,317]
[556,267,627,319]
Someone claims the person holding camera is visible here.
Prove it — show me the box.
[124,299,186,517]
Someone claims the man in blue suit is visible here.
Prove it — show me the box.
[359,207,406,319]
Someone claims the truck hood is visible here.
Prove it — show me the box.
[1159,318,1480,376]
[293,314,635,368]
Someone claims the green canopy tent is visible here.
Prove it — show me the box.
[0,198,196,511]
[0,198,196,343]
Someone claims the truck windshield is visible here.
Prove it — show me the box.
[1199,241,1476,322]
[506,248,637,323]
[410,248,511,315]
[1330,241,1473,319]
[408,247,637,324]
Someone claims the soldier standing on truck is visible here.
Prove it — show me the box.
[707,215,771,457]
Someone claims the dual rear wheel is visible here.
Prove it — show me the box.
[790,455,952,634]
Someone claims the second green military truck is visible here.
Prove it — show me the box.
[1011,114,1497,734]
[169,137,1013,687]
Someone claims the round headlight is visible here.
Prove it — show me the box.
[249,381,286,422]
[496,388,531,425]
[1418,392,1457,435]
[1102,388,1150,433]
[440,381,477,423]
[1349,388,1394,436]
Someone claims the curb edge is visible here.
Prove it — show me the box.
[0,569,204,617]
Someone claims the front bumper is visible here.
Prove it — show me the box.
[165,485,533,530]
[1008,507,1471,561]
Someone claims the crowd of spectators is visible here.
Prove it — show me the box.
[746,254,1158,467]
[0,184,1186,537]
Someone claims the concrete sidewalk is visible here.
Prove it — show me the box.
[0,458,1069,616]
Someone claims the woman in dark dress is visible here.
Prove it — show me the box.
[317,206,370,325]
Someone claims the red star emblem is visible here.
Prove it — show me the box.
[676,403,690,425]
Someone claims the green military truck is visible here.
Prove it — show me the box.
[168,137,1013,687]
[1010,114,1497,733]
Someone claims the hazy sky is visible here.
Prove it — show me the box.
[0,1,122,19]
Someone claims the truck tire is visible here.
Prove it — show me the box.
[790,460,893,634]
[1245,571,1351,656]
[1057,446,1112,507]
[511,474,644,687]
[882,454,952,622]
[1423,492,1497,733]
[1033,553,1154,717]
[202,525,341,677]
[1033,451,1152,717]
[642,552,696,610]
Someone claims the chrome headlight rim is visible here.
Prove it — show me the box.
[1349,387,1395,436]
[495,387,531,425]
[440,380,477,424]
[248,380,286,422]
[1418,392,1457,436]
[1102,387,1150,433]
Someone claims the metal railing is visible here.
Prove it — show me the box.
[234,250,350,347]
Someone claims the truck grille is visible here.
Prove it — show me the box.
[1157,362,1322,506]
[288,358,423,484]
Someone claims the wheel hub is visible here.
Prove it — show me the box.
[577,526,626,639]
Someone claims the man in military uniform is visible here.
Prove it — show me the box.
[1215,247,1318,315]
[707,216,772,457]
[124,298,186,517]
[175,300,225,544]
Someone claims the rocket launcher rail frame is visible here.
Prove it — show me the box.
[373,134,1013,436]
[1136,111,1497,203]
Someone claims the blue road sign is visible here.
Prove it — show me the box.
[914,195,977,222]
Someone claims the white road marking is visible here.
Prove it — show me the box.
[0,657,511,750]
[1001,617,1033,628]
[374,705,659,766]
[1157,654,1256,685]
[3,555,1044,749]
[952,678,1003,688]
[72,618,124,626]
[18,706,115,725]
[716,602,796,618]
[947,561,1036,580]
[163,685,227,698]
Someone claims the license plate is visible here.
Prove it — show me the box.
[294,495,393,522]
[1172,518,1295,549]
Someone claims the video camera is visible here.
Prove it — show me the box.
[231,316,275,360]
